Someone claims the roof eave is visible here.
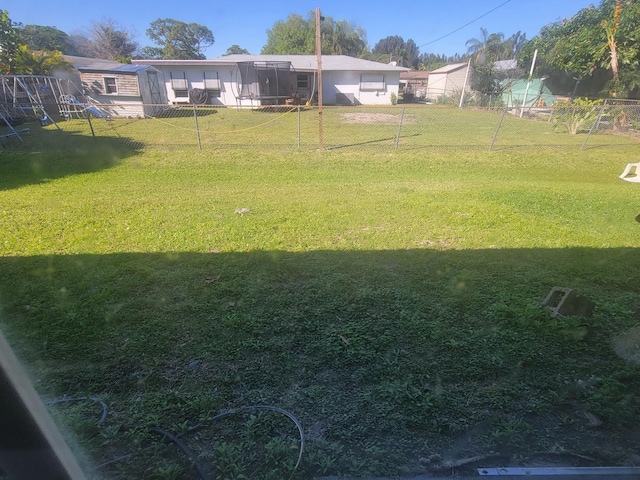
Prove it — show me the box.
[132,59,236,67]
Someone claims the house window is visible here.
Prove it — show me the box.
[203,78,221,90]
[203,72,220,90]
[170,72,188,91]
[173,90,189,98]
[104,77,117,94]
[201,72,221,98]
[297,74,309,89]
[360,74,385,91]
[203,72,221,92]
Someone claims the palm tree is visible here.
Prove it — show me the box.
[12,46,71,75]
[466,28,521,107]
[504,31,527,59]
[466,28,506,65]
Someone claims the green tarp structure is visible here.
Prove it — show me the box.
[501,78,556,108]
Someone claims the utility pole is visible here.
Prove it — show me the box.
[316,7,323,150]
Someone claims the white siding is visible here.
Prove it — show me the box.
[322,71,401,105]
[98,100,145,118]
[153,66,236,106]
[145,64,403,107]
[426,66,471,101]
[444,68,468,95]
[425,73,448,100]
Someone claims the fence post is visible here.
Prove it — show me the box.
[581,100,608,151]
[297,106,301,150]
[86,113,95,138]
[395,107,406,151]
[193,104,202,150]
[489,107,509,151]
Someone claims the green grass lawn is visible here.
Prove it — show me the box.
[63,104,640,152]
[1,111,640,479]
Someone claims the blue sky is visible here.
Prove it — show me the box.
[6,0,597,58]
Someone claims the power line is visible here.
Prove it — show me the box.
[418,0,513,49]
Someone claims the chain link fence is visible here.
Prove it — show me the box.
[12,101,640,152]
[582,98,640,141]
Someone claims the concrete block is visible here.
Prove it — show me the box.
[542,287,594,318]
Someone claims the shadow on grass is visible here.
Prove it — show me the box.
[325,134,422,151]
[1,247,639,476]
[159,106,219,118]
[0,120,141,191]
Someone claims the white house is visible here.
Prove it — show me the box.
[425,62,473,101]
[132,54,408,107]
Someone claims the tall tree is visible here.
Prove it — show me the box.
[323,19,367,56]
[372,35,419,68]
[601,0,622,86]
[261,13,314,54]
[0,10,20,74]
[417,52,467,71]
[519,7,603,78]
[17,25,73,54]
[69,19,137,61]
[466,28,509,64]
[466,28,526,105]
[146,18,214,59]
[135,46,164,59]
[503,31,527,59]
[417,53,447,71]
[12,45,71,74]
[519,0,640,97]
[90,19,137,61]
[610,0,640,95]
[0,10,70,74]
[224,44,250,55]
[261,12,367,57]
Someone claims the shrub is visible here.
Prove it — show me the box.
[552,98,602,134]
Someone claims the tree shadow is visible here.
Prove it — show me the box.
[0,246,639,476]
[0,121,141,191]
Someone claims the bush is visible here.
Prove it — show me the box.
[436,90,462,106]
[552,98,602,134]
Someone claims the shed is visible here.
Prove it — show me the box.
[425,63,472,101]
[62,56,168,117]
[501,78,556,108]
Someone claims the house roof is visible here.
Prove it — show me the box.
[400,71,429,80]
[428,63,469,74]
[65,55,153,74]
[133,55,409,73]
[494,59,519,72]
[131,58,237,67]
